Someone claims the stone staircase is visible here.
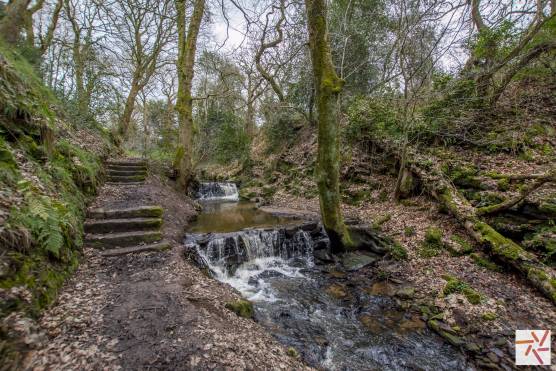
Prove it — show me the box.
[106,159,147,185]
[84,158,170,256]
[85,205,170,256]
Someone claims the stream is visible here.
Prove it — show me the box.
[185,182,472,370]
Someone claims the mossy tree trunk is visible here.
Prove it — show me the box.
[174,0,205,191]
[119,76,141,138]
[385,142,556,304]
[304,0,352,253]
[0,0,32,45]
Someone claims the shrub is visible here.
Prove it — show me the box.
[344,96,401,144]
[263,108,303,152]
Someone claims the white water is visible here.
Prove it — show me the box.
[198,182,239,201]
[194,229,314,302]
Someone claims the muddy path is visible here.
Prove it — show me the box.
[25,174,310,370]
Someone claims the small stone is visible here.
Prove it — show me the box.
[465,342,481,353]
[486,352,499,364]
[341,252,379,271]
[326,284,348,299]
[494,337,507,347]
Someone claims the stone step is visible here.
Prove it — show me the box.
[107,169,147,176]
[86,230,162,249]
[105,182,144,186]
[107,175,146,183]
[106,159,147,166]
[106,165,147,171]
[84,217,162,234]
[88,205,163,219]
[100,241,171,257]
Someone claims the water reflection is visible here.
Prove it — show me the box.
[188,201,298,233]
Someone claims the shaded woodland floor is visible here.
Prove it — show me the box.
[22,174,309,370]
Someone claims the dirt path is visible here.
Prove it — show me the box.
[25,173,310,370]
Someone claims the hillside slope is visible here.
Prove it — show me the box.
[0,44,113,367]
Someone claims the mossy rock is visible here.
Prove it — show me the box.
[441,275,482,305]
[225,299,254,318]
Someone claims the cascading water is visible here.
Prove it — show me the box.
[186,200,472,370]
[197,182,239,201]
[186,225,320,301]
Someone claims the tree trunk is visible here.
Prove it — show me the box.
[245,83,256,138]
[382,141,556,304]
[39,0,63,55]
[0,0,32,45]
[174,0,205,191]
[305,0,352,253]
[119,77,141,139]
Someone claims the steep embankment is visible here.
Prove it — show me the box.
[235,79,556,368]
[0,44,112,366]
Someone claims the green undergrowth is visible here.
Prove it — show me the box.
[1,135,103,319]
[0,44,108,336]
[419,227,444,258]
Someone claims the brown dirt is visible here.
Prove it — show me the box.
[24,173,311,370]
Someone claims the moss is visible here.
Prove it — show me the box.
[419,227,444,257]
[286,347,299,358]
[470,253,501,272]
[474,221,524,261]
[450,234,474,255]
[444,163,481,188]
[372,214,391,229]
[497,178,510,192]
[482,311,497,321]
[225,299,254,319]
[425,227,442,243]
[404,226,416,237]
[390,242,408,261]
[442,275,482,305]
[463,288,482,304]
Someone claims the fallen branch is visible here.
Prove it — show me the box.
[478,168,555,216]
[377,141,556,304]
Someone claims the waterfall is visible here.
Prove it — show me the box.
[187,226,319,302]
[197,182,239,201]
[194,228,315,277]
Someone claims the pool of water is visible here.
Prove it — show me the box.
[187,201,300,233]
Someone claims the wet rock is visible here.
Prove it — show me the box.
[359,315,383,335]
[366,281,395,296]
[398,317,426,333]
[346,225,391,254]
[325,284,348,299]
[327,270,346,278]
[341,252,379,271]
[313,250,334,264]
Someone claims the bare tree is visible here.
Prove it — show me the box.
[102,0,176,139]
[174,0,206,190]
